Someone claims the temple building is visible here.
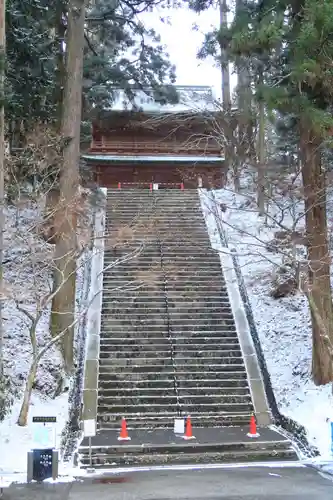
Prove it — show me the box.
[82,85,226,189]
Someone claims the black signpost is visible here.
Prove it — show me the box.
[27,416,58,482]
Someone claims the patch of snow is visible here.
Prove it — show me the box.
[110,85,218,113]
[0,393,68,474]
[199,183,333,460]
[0,198,90,474]
[3,202,62,397]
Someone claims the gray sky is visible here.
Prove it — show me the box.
[141,5,237,98]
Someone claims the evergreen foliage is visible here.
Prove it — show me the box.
[187,0,333,157]
[5,0,176,141]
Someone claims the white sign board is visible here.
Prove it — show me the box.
[33,424,56,449]
[153,183,159,191]
[174,418,185,435]
[32,416,57,450]
[83,419,96,437]
[0,476,12,488]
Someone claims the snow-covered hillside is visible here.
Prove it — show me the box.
[201,178,333,459]
[0,200,88,474]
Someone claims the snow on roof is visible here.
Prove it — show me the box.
[82,153,225,163]
[110,86,219,113]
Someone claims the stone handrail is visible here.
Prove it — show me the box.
[82,188,107,424]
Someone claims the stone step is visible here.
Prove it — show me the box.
[99,364,174,374]
[99,332,238,341]
[100,344,241,353]
[99,351,243,362]
[97,411,178,425]
[107,214,205,219]
[99,385,250,397]
[79,439,292,458]
[99,363,245,374]
[99,337,171,346]
[101,304,233,313]
[100,300,232,307]
[107,205,202,209]
[168,319,235,325]
[107,215,205,221]
[99,336,240,346]
[104,248,217,256]
[102,293,230,300]
[98,377,249,390]
[98,394,252,407]
[107,204,202,210]
[174,356,243,366]
[101,314,235,322]
[107,215,205,219]
[172,335,240,343]
[97,401,252,414]
[101,314,235,323]
[107,219,206,223]
[99,341,170,350]
[98,378,175,389]
[179,400,253,413]
[101,306,233,315]
[104,266,224,274]
[102,275,224,283]
[174,350,242,359]
[99,350,172,359]
[100,331,169,339]
[174,363,245,372]
[97,413,252,429]
[107,207,204,212]
[100,347,243,358]
[165,287,228,293]
[107,224,208,231]
[162,258,221,264]
[101,317,169,324]
[79,446,297,468]
[103,261,164,268]
[107,213,205,218]
[100,322,236,331]
[177,376,249,386]
[100,329,238,338]
[169,312,234,318]
[98,395,179,406]
[178,386,250,396]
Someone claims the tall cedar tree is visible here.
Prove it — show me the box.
[5,0,176,150]
[229,0,333,385]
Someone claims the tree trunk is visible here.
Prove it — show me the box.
[17,360,38,426]
[300,126,333,385]
[219,0,231,111]
[235,0,253,186]
[54,1,66,129]
[257,75,265,216]
[218,0,234,188]
[0,0,5,415]
[50,0,86,375]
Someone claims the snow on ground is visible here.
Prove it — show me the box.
[0,393,68,474]
[0,198,89,474]
[3,202,62,398]
[200,179,333,459]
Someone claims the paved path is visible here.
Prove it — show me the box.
[3,466,333,499]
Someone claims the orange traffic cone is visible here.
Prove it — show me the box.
[183,416,195,440]
[247,415,260,438]
[118,417,131,441]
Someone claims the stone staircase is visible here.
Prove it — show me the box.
[79,188,297,467]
